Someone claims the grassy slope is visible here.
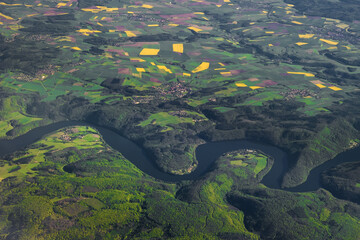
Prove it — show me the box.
[283,119,359,188]
[0,96,48,138]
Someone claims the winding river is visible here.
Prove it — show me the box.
[0,121,359,192]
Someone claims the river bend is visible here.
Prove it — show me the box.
[0,121,359,192]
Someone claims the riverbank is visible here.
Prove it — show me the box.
[1,121,360,193]
[1,121,359,240]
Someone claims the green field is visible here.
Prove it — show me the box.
[139,111,206,131]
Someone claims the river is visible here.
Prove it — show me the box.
[0,121,359,192]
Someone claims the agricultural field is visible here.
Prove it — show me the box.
[138,110,207,132]
[0,0,357,114]
[221,149,270,179]
[1,0,360,239]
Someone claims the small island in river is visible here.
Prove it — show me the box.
[217,149,274,184]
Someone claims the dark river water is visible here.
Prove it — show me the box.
[0,121,359,192]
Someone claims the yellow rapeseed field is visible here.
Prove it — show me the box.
[77,29,101,36]
[315,84,327,88]
[157,65,172,74]
[125,31,137,37]
[142,4,153,9]
[235,82,247,87]
[299,34,314,39]
[140,48,160,55]
[188,26,203,32]
[173,44,184,53]
[329,86,342,91]
[320,39,338,45]
[0,12,14,20]
[192,62,209,73]
[249,86,263,90]
[287,72,315,77]
[136,68,146,73]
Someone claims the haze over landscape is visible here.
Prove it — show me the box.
[1,0,360,239]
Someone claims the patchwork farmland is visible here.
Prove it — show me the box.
[0,0,356,119]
